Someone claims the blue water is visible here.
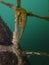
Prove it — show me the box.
[0,0,49,65]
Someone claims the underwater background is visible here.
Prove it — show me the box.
[0,0,49,65]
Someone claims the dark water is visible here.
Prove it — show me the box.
[0,0,49,65]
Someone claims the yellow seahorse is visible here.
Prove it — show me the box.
[15,8,27,40]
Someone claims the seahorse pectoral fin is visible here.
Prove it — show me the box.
[27,12,49,21]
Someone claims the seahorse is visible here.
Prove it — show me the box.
[15,8,27,40]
